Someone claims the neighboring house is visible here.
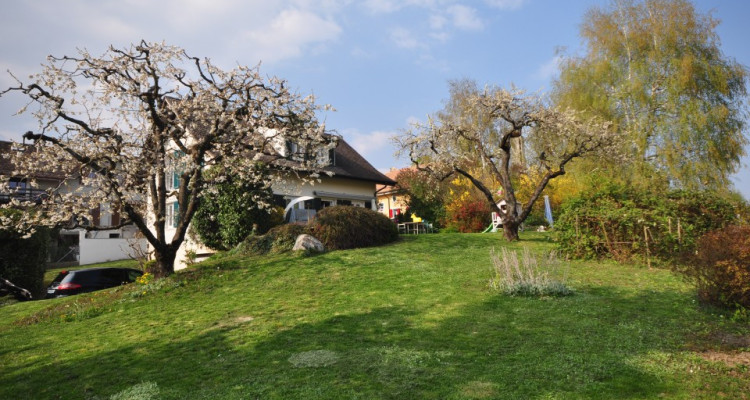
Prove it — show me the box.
[375,167,420,222]
[0,140,147,266]
[163,137,396,270]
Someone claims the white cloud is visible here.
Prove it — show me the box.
[362,0,437,14]
[240,8,343,63]
[363,0,403,14]
[484,0,526,10]
[429,14,448,30]
[346,129,396,160]
[447,5,484,31]
[351,47,375,59]
[389,28,423,49]
[533,55,562,81]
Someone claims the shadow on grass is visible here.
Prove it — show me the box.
[1,287,703,400]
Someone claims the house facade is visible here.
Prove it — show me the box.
[0,140,148,266]
[375,167,421,222]
[161,137,396,270]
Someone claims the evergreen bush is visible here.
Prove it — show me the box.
[309,206,398,250]
[192,167,283,250]
[0,210,50,299]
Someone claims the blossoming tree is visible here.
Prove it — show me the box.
[0,41,332,276]
[395,80,621,241]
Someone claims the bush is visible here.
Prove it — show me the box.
[0,223,50,300]
[397,169,447,228]
[236,206,399,255]
[236,224,307,255]
[555,179,740,262]
[192,168,283,250]
[309,206,398,250]
[489,247,572,297]
[675,225,750,309]
[445,200,492,233]
[523,212,549,229]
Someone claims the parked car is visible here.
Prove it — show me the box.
[45,267,143,298]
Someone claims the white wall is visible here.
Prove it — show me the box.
[77,230,148,265]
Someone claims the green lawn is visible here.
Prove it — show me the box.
[1,233,748,399]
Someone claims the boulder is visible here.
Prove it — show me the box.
[293,234,325,253]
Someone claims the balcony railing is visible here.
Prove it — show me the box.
[0,188,49,204]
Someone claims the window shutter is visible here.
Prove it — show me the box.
[90,205,101,227]
[172,171,180,190]
[111,208,120,227]
[173,202,180,228]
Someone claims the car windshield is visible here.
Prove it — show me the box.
[50,271,69,284]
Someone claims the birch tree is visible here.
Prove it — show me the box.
[554,0,748,190]
[0,41,332,276]
[396,80,621,240]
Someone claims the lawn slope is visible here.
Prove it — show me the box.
[1,233,748,399]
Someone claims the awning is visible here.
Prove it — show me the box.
[313,190,375,201]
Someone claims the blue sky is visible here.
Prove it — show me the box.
[1,0,748,198]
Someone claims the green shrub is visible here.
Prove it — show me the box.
[489,247,572,297]
[0,213,50,300]
[309,206,398,250]
[555,180,740,262]
[397,169,447,228]
[523,212,549,229]
[236,223,307,255]
[675,225,750,309]
[192,167,283,250]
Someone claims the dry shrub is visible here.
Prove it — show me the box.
[677,225,750,309]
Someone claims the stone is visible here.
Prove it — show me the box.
[293,234,325,253]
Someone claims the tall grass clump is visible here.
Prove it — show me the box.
[489,247,572,297]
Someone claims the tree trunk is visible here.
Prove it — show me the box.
[502,219,521,241]
[152,246,177,277]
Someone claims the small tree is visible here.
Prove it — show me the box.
[191,164,282,251]
[395,168,447,227]
[0,41,333,276]
[395,80,620,240]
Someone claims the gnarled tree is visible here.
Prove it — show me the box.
[395,80,620,240]
[0,41,332,276]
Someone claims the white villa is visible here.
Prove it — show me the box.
[161,136,396,269]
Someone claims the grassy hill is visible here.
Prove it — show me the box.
[1,232,748,399]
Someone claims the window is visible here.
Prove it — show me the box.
[166,150,185,191]
[378,202,384,212]
[338,199,352,206]
[8,178,27,190]
[328,148,336,166]
[166,201,179,228]
[392,195,397,202]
